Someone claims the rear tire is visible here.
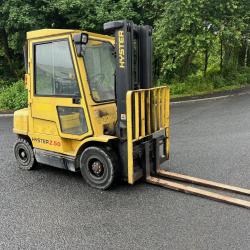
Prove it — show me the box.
[79,146,118,190]
[14,137,36,170]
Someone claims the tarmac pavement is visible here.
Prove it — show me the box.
[0,92,249,249]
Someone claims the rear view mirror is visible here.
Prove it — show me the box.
[74,33,89,56]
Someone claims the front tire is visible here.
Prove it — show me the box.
[14,137,36,170]
[79,146,118,190]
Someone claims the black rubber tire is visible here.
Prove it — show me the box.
[14,137,36,170]
[79,146,118,190]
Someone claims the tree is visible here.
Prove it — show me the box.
[0,0,44,78]
[0,0,249,84]
[154,0,215,81]
[50,0,141,31]
[154,0,250,82]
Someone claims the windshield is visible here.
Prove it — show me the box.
[83,40,115,102]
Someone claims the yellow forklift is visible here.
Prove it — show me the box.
[13,20,250,208]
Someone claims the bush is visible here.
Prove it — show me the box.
[0,80,27,110]
[0,79,12,91]
[167,67,250,98]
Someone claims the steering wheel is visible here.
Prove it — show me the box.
[90,73,105,88]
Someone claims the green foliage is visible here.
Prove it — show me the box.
[153,0,250,81]
[0,79,12,90]
[170,67,250,97]
[50,0,141,32]
[0,80,27,110]
[0,0,249,107]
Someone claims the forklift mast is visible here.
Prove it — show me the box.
[103,20,153,139]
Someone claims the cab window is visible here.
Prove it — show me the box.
[34,40,80,97]
[83,40,115,102]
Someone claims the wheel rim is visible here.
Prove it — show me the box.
[80,148,116,189]
[16,145,30,165]
[88,158,105,178]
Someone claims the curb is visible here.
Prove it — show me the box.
[0,110,14,117]
[171,89,250,105]
[0,114,14,117]
[171,94,232,104]
[171,85,250,103]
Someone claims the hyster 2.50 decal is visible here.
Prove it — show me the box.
[32,138,61,147]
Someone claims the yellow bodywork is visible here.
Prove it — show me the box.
[13,108,29,135]
[13,29,117,157]
[13,28,170,183]
[126,86,170,184]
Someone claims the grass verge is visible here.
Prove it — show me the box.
[170,82,248,99]
[168,69,250,98]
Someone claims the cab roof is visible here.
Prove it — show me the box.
[27,29,113,41]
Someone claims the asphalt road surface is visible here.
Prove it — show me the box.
[0,92,250,250]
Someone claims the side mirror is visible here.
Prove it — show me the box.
[73,33,89,56]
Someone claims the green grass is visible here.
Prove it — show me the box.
[168,69,250,98]
[170,81,246,99]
